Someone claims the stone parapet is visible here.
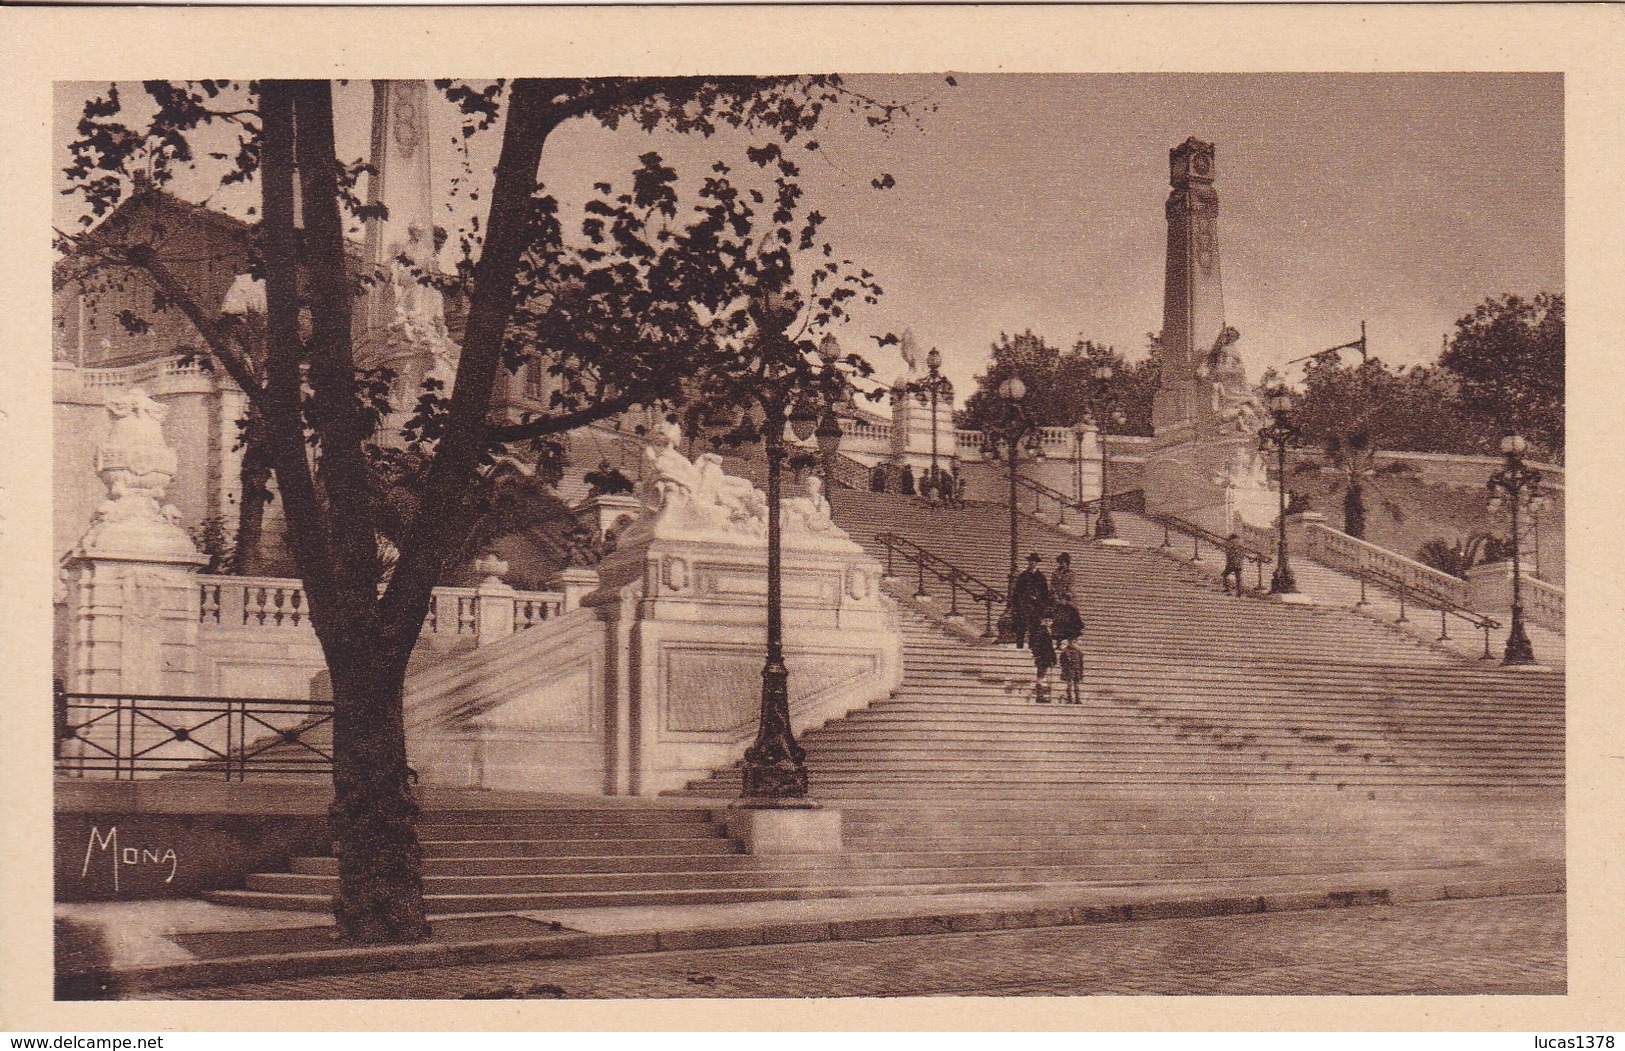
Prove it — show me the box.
[401,440,903,798]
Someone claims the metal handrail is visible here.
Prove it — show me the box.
[875,531,1006,638]
[1346,563,1503,656]
[1008,472,1079,524]
[1080,488,1146,515]
[56,691,336,781]
[1148,511,1274,593]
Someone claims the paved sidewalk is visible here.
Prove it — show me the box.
[55,860,1562,997]
[149,893,1566,999]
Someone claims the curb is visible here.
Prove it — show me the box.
[86,872,1565,996]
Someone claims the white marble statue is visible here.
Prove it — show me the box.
[629,419,857,546]
[1197,326,1266,439]
[784,474,835,534]
[78,388,199,559]
[388,222,449,343]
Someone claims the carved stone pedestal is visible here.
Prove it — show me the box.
[66,388,208,695]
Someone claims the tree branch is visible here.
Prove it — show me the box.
[57,235,269,404]
[122,244,269,402]
[256,80,339,605]
[384,77,570,630]
[487,394,646,443]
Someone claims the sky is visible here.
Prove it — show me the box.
[55,74,1563,400]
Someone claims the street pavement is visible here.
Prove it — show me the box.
[147,893,1564,999]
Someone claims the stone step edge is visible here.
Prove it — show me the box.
[93,869,1564,996]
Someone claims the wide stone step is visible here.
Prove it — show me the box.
[421,837,740,858]
[247,849,1498,898]
[289,841,1490,878]
[898,657,1559,690]
[842,707,1561,737]
[204,880,1057,914]
[679,774,1562,795]
[417,822,727,841]
[785,749,1558,773]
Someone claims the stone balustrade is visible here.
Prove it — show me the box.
[59,356,216,398]
[1466,561,1565,633]
[841,416,893,444]
[198,574,565,640]
[1525,575,1565,629]
[1304,522,1471,607]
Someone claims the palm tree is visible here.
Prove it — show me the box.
[1300,430,1414,540]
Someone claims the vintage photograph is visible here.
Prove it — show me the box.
[46,71,1564,1001]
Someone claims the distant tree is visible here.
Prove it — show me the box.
[956,331,1155,435]
[582,461,635,496]
[1440,292,1564,460]
[1290,356,1421,539]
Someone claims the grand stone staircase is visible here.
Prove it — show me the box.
[207,477,1563,915]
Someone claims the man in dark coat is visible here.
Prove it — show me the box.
[1222,533,1246,596]
[1010,552,1050,649]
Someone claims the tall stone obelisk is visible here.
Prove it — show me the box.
[357,80,459,435]
[1142,138,1275,535]
[1152,138,1227,442]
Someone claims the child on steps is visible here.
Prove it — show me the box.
[1059,637,1084,705]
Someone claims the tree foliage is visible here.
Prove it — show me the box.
[1439,292,1564,461]
[1289,356,1431,539]
[956,330,1157,435]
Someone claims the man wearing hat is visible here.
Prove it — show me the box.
[1009,552,1051,650]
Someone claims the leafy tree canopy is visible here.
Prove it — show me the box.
[956,330,1157,436]
[1439,292,1563,461]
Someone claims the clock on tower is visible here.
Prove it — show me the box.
[1170,137,1217,187]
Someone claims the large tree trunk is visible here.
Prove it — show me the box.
[257,80,432,943]
[325,644,429,942]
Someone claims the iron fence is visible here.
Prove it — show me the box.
[55,690,334,780]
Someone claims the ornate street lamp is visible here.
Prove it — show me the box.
[1259,388,1301,596]
[814,334,847,508]
[739,297,808,800]
[1487,434,1542,666]
[903,346,954,497]
[1090,359,1117,540]
[982,376,1044,592]
[1071,418,1092,506]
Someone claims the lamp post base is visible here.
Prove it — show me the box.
[741,663,808,799]
[1502,616,1537,666]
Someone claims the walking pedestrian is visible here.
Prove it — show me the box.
[1030,613,1057,703]
[1010,553,1050,649]
[1050,552,1075,606]
[1059,637,1084,705]
[1050,599,1082,645]
[1222,533,1246,596]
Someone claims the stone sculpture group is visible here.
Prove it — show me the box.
[627,418,840,547]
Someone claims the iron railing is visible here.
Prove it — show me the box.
[1345,564,1503,657]
[874,532,1006,638]
[1011,472,1081,524]
[1148,511,1274,593]
[55,691,334,780]
[1002,471,1147,538]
